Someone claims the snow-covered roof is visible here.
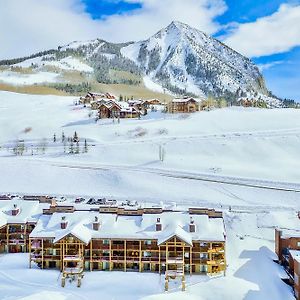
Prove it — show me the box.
[30,210,225,244]
[172,97,200,103]
[0,199,46,226]
[278,228,300,239]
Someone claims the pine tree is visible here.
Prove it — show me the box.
[69,141,74,154]
[75,141,80,154]
[73,131,79,142]
[83,139,88,153]
[61,131,65,143]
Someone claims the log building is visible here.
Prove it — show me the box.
[29,207,226,276]
[275,228,300,299]
[0,200,44,253]
[167,97,200,113]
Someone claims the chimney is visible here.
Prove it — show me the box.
[156,217,162,231]
[93,216,100,231]
[189,217,196,232]
[51,199,57,208]
[61,216,67,229]
[12,204,19,216]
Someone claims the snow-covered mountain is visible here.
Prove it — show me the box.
[0,21,270,100]
[121,21,268,98]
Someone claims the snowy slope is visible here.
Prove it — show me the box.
[0,91,299,299]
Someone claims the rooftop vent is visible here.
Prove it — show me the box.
[156,217,162,231]
[93,216,100,231]
[189,217,196,233]
[61,216,67,229]
[12,204,20,216]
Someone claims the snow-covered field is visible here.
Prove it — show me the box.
[0,70,60,85]
[0,91,299,299]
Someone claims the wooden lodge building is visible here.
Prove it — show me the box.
[29,206,226,277]
[80,92,116,105]
[167,97,200,113]
[275,228,300,299]
[0,199,44,253]
[98,102,140,119]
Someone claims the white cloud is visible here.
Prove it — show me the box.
[0,0,226,59]
[224,4,300,57]
[257,61,284,72]
[97,0,226,42]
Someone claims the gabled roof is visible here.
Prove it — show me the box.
[157,225,193,246]
[53,223,91,245]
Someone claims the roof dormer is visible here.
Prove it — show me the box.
[156,217,162,231]
[61,216,67,229]
[93,216,100,231]
[12,204,20,216]
[189,217,196,233]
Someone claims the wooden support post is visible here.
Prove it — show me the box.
[29,238,31,268]
[139,240,142,272]
[159,245,161,274]
[109,239,112,271]
[24,224,27,252]
[60,242,63,271]
[190,246,192,275]
[124,240,127,272]
[166,244,168,273]
[209,242,212,275]
[6,225,9,253]
[90,240,92,271]
[41,239,44,269]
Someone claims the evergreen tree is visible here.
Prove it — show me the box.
[69,141,74,154]
[75,141,80,154]
[83,139,88,153]
[61,131,65,143]
[73,131,79,142]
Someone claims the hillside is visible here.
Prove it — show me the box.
[0,22,271,102]
[0,90,298,300]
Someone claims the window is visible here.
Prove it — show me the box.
[143,251,151,257]
[144,240,151,245]
[200,253,208,259]
[103,239,110,245]
[184,252,189,258]
[297,242,300,247]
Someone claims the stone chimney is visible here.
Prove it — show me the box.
[93,216,100,231]
[12,204,19,216]
[189,217,196,233]
[156,217,162,231]
[61,216,67,229]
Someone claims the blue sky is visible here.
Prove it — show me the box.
[1,0,299,100]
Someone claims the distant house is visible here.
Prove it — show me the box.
[91,99,116,110]
[148,99,161,105]
[120,106,140,118]
[98,102,122,119]
[98,100,140,119]
[80,92,116,104]
[275,228,300,299]
[167,97,200,113]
